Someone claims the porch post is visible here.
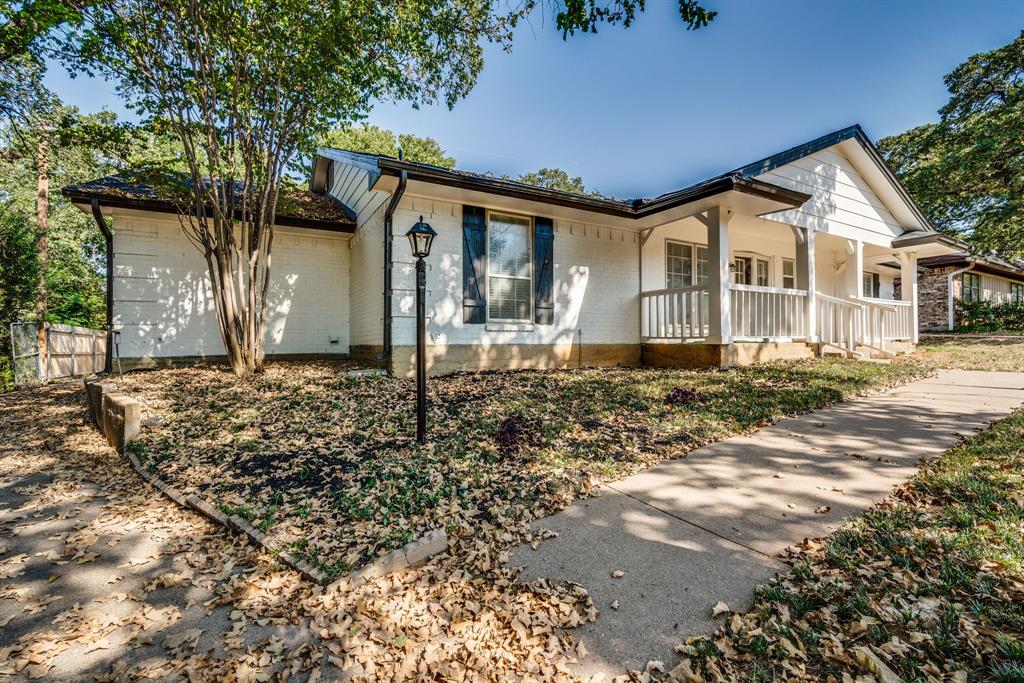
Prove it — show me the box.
[796,227,817,342]
[706,205,732,345]
[844,239,863,299]
[900,252,919,344]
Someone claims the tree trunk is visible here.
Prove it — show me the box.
[35,132,48,380]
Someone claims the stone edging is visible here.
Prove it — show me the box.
[83,376,448,588]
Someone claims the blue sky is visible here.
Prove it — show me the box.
[45,0,1024,198]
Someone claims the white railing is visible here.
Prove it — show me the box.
[641,285,709,341]
[816,293,863,353]
[729,283,808,340]
[859,296,914,341]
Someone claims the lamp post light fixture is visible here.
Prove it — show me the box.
[406,216,436,445]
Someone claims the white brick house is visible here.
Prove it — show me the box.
[65,125,966,376]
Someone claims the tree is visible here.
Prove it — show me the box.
[320,124,456,169]
[0,0,83,62]
[516,167,594,195]
[63,0,716,377]
[878,31,1024,258]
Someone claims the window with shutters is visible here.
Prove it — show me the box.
[963,272,981,302]
[487,212,533,322]
[782,259,796,289]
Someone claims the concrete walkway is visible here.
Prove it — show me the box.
[511,370,1024,678]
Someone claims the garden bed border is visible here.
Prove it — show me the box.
[83,376,447,588]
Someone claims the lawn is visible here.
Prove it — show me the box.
[908,337,1024,372]
[675,405,1024,682]
[117,358,928,580]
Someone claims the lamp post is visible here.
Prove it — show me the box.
[405,216,436,445]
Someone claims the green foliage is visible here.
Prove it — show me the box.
[554,0,715,37]
[515,167,593,195]
[319,124,455,169]
[0,210,37,390]
[955,299,1024,333]
[0,0,84,62]
[878,31,1024,258]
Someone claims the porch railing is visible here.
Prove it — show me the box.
[858,296,914,342]
[816,293,863,353]
[641,285,709,341]
[729,283,808,340]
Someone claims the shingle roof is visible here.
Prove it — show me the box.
[63,171,356,232]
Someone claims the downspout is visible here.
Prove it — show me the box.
[377,168,408,370]
[90,199,114,373]
[946,264,973,331]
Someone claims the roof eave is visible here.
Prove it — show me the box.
[62,189,357,234]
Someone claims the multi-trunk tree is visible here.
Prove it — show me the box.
[59,0,715,377]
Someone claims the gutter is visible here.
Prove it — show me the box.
[378,168,407,368]
[374,160,810,219]
[947,265,973,331]
[90,199,114,373]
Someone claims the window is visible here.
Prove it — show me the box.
[963,272,981,303]
[733,256,751,285]
[862,272,880,298]
[782,259,796,289]
[1012,282,1024,303]
[755,259,769,287]
[733,255,769,286]
[666,241,693,289]
[695,246,709,285]
[487,212,532,322]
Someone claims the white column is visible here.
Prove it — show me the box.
[900,252,919,343]
[706,205,732,345]
[797,227,817,341]
[844,239,863,299]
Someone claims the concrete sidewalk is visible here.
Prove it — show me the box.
[511,370,1024,678]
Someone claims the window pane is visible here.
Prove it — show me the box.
[666,242,692,288]
[783,259,794,277]
[488,213,531,279]
[695,246,709,285]
[863,273,873,297]
[487,212,532,322]
[733,257,750,285]
[488,277,531,321]
[756,259,769,286]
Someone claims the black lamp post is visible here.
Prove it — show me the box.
[405,216,436,445]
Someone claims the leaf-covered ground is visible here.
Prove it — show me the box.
[670,405,1024,683]
[0,382,599,681]
[907,337,1024,372]
[117,359,928,580]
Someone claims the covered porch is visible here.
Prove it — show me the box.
[639,203,920,361]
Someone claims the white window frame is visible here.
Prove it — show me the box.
[963,272,982,303]
[665,239,695,288]
[733,252,770,286]
[486,209,534,324]
[782,258,796,289]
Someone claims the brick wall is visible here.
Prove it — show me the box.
[916,265,958,331]
[389,196,641,350]
[111,216,351,360]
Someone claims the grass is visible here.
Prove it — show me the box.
[909,336,1024,372]
[680,406,1024,681]
[119,358,927,578]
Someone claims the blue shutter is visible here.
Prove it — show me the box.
[462,205,487,324]
[534,217,554,325]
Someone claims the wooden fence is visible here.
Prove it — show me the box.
[9,321,108,386]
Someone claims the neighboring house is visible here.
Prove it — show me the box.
[914,253,1024,331]
[64,124,964,376]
